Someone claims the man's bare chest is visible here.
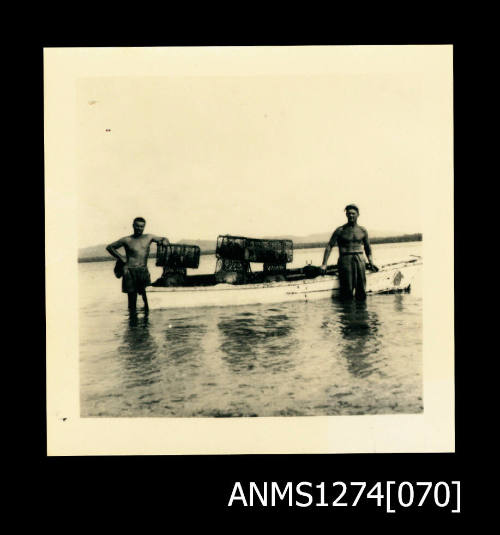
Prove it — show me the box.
[337,227,365,244]
[125,237,151,254]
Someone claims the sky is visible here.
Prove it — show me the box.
[77,72,426,248]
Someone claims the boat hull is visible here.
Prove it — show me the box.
[146,260,421,310]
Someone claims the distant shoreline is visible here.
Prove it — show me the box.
[78,233,422,263]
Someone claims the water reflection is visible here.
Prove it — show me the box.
[80,244,423,417]
[120,314,160,389]
[162,316,207,362]
[337,300,381,378]
[394,293,405,312]
[217,309,297,373]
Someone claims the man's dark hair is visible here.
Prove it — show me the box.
[344,204,359,214]
[133,217,146,225]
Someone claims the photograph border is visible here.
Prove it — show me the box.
[45,44,454,456]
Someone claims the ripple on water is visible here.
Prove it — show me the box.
[79,246,423,417]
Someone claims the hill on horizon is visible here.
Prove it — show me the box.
[78,229,415,259]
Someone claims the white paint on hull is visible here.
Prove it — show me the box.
[146,260,421,310]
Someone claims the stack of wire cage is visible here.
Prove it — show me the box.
[215,235,293,283]
[156,243,201,283]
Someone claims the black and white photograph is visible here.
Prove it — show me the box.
[45,45,454,455]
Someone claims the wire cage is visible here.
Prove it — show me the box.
[216,235,293,264]
[214,257,252,284]
[156,243,201,269]
[263,262,288,274]
[215,235,293,282]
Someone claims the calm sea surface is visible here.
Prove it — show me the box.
[79,241,422,417]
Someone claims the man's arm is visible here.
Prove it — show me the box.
[362,230,378,271]
[106,238,127,264]
[150,235,170,246]
[321,230,338,271]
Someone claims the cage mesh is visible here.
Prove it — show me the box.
[216,235,293,263]
[215,235,293,283]
[156,243,200,269]
[263,263,287,274]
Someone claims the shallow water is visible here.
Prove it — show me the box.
[79,242,422,417]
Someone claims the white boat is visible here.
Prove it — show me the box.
[146,257,422,310]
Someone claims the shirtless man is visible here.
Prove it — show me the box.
[321,204,378,300]
[106,217,169,312]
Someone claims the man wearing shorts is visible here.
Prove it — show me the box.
[106,217,169,313]
[320,204,378,300]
